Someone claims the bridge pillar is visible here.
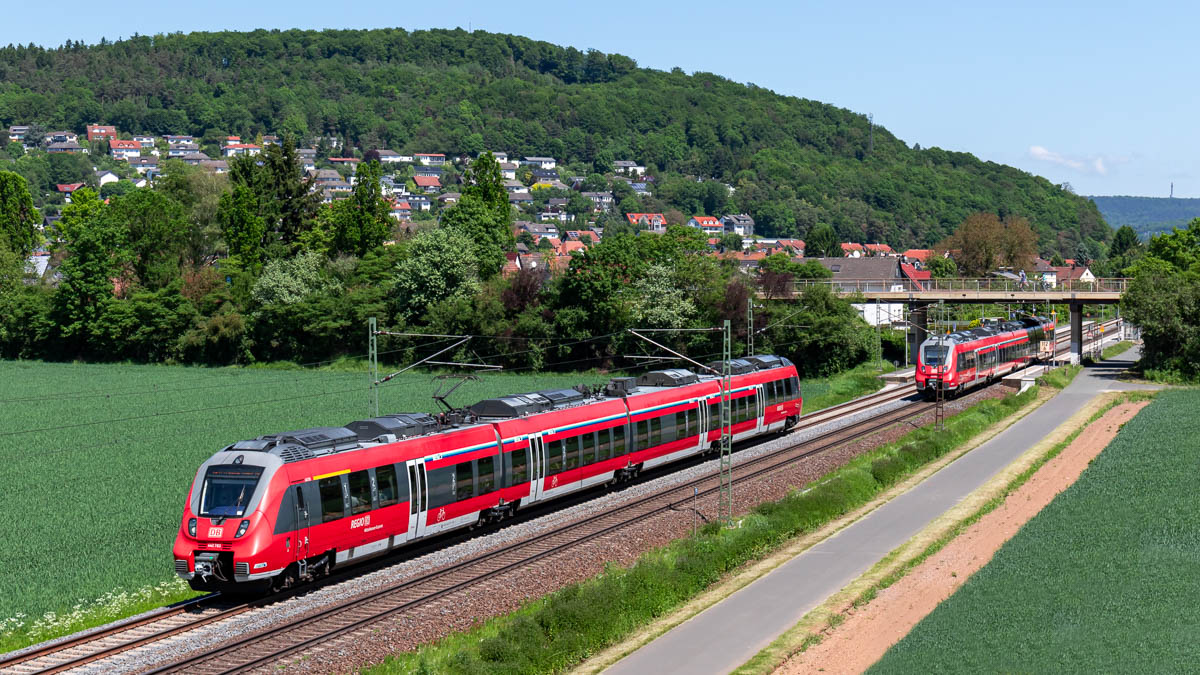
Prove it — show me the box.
[908,303,930,366]
[1070,302,1083,365]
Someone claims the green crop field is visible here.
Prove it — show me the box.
[871,389,1199,673]
[0,360,609,650]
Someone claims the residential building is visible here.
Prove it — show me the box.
[376,150,404,164]
[688,215,723,236]
[490,151,509,162]
[721,214,755,237]
[395,153,414,163]
[509,192,533,206]
[94,170,119,186]
[86,125,117,142]
[520,222,560,239]
[390,200,412,220]
[7,125,28,142]
[223,143,262,157]
[902,249,934,265]
[180,152,211,165]
[47,141,85,154]
[413,164,443,176]
[168,143,200,157]
[407,194,432,211]
[631,182,651,195]
[297,148,317,171]
[438,192,462,205]
[129,156,158,174]
[503,179,527,194]
[1052,265,1096,287]
[164,135,195,145]
[200,160,229,174]
[132,134,157,149]
[613,160,646,176]
[540,211,575,224]
[415,153,446,166]
[523,156,557,170]
[499,162,518,180]
[312,169,342,184]
[582,191,614,211]
[814,256,907,325]
[413,175,441,193]
[44,130,78,145]
[626,212,667,230]
[533,179,570,191]
[110,139,142,161]
[840,243,865,258]
[56,183,86,202]
[531,168,559,180]
[261,135,281,146]
[864,243,895,257]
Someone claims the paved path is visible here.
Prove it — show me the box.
[606,347,1155,675]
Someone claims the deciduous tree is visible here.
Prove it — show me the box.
[0,171,39,257]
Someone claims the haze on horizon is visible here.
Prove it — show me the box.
[4,0,1190,198]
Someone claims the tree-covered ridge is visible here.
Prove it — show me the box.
[0,27,1104,252]
[1087,195,1200,238]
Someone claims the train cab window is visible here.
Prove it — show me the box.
[509,448,528,485]
[791,376,801,399]
[318,476,345,523]
[923,346,948,366]
[547,439,564,474]
[636,420,649,448]
[613,425,627,455]
[477,456,495,494]
[198,465,263,518]
[455,462,475,501]
[347,470,372,515]
[649,416,662,446]
[564,435,580,470]
[375,465,400,508]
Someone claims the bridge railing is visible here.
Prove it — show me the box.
[787,277,1131,295]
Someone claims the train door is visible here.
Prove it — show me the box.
[755,385,766,431]
[292,484,310,565]
[698,399,710,449]
[405,460,429,540]
[528,435,546,502]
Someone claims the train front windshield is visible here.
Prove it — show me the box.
[923,346,949,367]
[198,465,264,517]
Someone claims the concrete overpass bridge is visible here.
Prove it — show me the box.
[778,277,1131,364]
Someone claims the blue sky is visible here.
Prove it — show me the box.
[5,1,1192,197]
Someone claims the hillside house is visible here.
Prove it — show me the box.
[94,170,119,186]
[509,192,533,206]
[56,183,86,202]
[110,139,142,161]
[7,125,28,142]
[816,256,907,325]
[376,150,404,164]
[129,156,158,174]
[181,152,211,165]
[613,160,646,176]
[413,175,441,193]
[415,153,446,166]
[688,215,723,236]
[47,141,85,154]
[45,131,78,145]
[840,243,865,258]
[627,213,667,231]
[582,191,614,211]
[721,214,755,237]
[499,162,518,180]
[200,160,229,174]
[132,134,157,149]
[168,143,200,157]
[523,156,557,170]
[86,125,117,142]
[223,143,262,157]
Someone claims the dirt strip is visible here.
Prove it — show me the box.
[774,400,1149,675]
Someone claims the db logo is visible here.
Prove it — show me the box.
[436,508,446,522]
[208,528,223,538]
[551,476,559,488]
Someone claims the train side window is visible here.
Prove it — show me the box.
[547,439,564,474]
[376,465,399,508]
[768,380,779,406]
[581,432,596,465]
[347,470,372,515]
[636,420,649,448]
[426,466,454,508]
[455,462,475,501]
[675,411,687,438]
[510,448,528,485]
[565,435,580,470]
[708,400,719,425]
[650,416,662,446]
[318,476,345,523]
[599,428,612,461]
[749,391,758,416]
[613,425,627,455]
[790,376,801,398]
[478,455,496,494]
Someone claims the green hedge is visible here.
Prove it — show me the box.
[366,387,1039,675]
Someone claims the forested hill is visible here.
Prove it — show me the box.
[0,28,1105,251]
[1087,196,1200,239]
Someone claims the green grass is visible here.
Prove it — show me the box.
[870,390,1196,673]
[1098,340,1134,361]
[1035,364,1081,389]
[0,361,608,653]
[365,387,1039,675]
[799,360,894,413]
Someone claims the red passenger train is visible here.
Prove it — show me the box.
[174,355,802,593]
[915,316,1056,399]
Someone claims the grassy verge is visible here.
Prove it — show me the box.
[799,360,894,414]
[871,389,1180,672]
[365,387,1037,675]
[1035,363,1081,389]
[1098,340,1133,361]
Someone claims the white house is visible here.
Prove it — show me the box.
[523,156,557,170]
[376,150,405,164]
[613,160,646,176]
[109,139,142,161]
[94,170,120,186]
[688,215,723,236]
[414,153,446,166]
[223,143,262,157]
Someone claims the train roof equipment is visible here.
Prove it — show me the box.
[345,413,438,442]
[636,368,699,387]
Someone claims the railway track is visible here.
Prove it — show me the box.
[2,321,1119,674]
[149,401,933,674]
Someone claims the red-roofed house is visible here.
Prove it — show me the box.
[841,243,865,257]
[626,213,666,230]
[560,240,589,256]
[86,125,117,142]
[864,243,895,256]
[902,249,933,264]
[412,175,441,193]
[57,183,86,202]
[109,139,142,161]
[222,143,262,157]
[390,200,412,220]
[1052,265,1096,287]
[502,252,521,277]
[687,215,723,236]
[900,263,931,290]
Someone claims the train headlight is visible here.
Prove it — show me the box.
[236,520,250,538]
[188,518,197,537]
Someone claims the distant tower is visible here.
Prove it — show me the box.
[1171,182,1174,198]
[868,113,874,154]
